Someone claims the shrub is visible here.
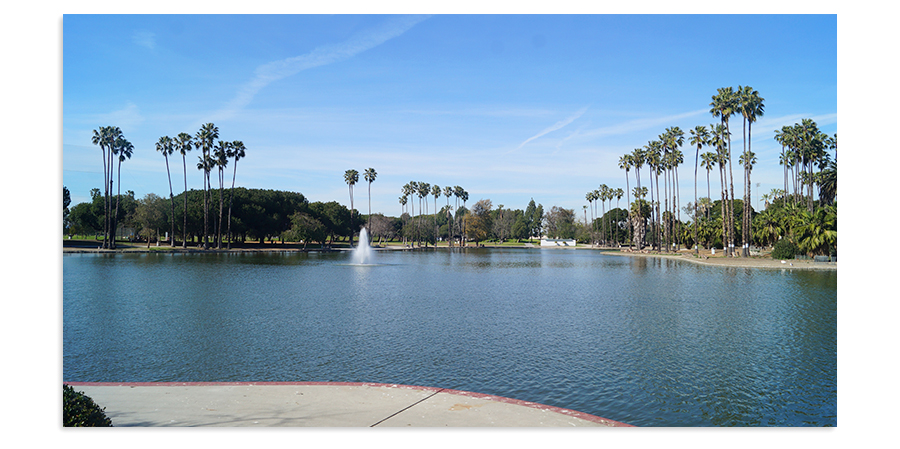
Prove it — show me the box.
[771,239,800,260]
[63,384,112,427]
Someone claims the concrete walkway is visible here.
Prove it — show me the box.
[65,382,632,427]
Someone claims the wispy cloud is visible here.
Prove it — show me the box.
[579,109,708,141]
[511,105,590,153]
[132,31,156,50]
[210,15,429,123]
[96,103,145,132]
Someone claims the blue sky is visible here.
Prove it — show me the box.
[62,14,836,218]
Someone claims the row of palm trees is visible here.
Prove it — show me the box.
[399,182,468,246]
[154,123,247,249]
[584,185,625,247]
[607,86,835,257]
[343,168,377,246]
[773,119,837,210]
[91,126,135,249]
[92,122,248,250]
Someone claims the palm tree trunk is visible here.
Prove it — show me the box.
[113,159,123,249]
[227,161,238,250]
[182,154,189,248]
[165,155,175,246]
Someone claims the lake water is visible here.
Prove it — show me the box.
[62,249,837,426]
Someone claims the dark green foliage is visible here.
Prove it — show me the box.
[63,384,112,427]
[771,239,800,259]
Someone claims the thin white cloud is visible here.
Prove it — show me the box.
[512,105,590,153]
[132,31,156,50]
[210,15,429,123]
[579,108,708,140]
[96,103,145,132]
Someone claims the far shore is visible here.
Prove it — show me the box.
[62,240,835,271]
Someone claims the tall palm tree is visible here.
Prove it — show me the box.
[226,140,245,249]
[700,151,716,220]
[619,154,634,249]
[585,191,595,246]
[364,168,377,230]
[710,87,738,256]
[663,127,684,250]
[194,123,219,249]
[344,169,359,246]
[432,184,441,245]
[737,86,765,256]
[645,141,663,251]
[614,188,624,247]
[443,186,454,246]
[112,136,133,248]
[710,124,730,253]
[91,126,112,248]
[739,150,757,253]
[156,136,176,246]
[690,125,709,255]
[174,132,193,247]
[213,140,230,249]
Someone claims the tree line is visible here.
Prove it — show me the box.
[596,86,836,257]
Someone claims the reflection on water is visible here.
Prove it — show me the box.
[63,249,836,426]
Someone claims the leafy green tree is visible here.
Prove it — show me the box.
[63,186,71,233]
[467,199,493,244]
[544,205,576,239]
[134,193,168,247]
[287,212,326,249]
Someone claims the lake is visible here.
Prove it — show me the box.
[62,248,837,426]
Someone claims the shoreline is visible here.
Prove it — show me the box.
[601,248,837,271]
[62,242,836,271]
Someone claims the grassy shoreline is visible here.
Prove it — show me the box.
[62,239,835,271]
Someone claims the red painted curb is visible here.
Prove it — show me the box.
[64,381,633,427]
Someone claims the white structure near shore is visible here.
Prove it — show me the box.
[540,238,577,247]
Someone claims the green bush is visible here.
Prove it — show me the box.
[63,384,112,427]
[771,239,800,260]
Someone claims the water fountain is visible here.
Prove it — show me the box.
[351,227,374,265]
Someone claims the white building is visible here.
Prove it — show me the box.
[540,238,577,247]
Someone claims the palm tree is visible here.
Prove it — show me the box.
[194,123,219,249]
[690,125,709,255]
[344,169,359,246]
[619,154,634,249]
[432,184,441,245]
[156,136,176,246]
[112,136,133,248]
[174,132,193,247]
[737,86,765,256]
[645,141,663,251]
[710,87,738,256]
[364,168,377,230]
[226,140,245,249]
[585,191,595,246]
[213,140,230,248]
[91,126,112,248]
[710,124,730,253]
[443,186,454,246]
[614,188,624,247]
[700,151,716,220]
[739,150,757,253]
